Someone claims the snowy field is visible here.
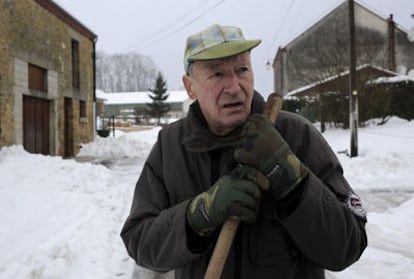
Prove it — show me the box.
[0,117,413,279]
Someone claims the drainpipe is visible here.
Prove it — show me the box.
[93,37,97,137]
[0,74,2,140]
[281,48,285,95]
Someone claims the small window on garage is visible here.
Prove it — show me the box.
[72,39,80,90]
[28,64,47,92]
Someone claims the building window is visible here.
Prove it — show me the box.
[79,100,87,119]
[28,64,47,92]
[71,39,80,90]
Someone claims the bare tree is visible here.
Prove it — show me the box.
[96,51,158,92]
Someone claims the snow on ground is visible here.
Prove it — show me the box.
[0,118,413,278]
[323,118,414,279]
[0,128,160,279]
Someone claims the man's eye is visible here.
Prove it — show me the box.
[209,72,223,79]
[239,67,249,73]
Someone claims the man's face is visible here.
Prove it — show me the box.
[183,52,255,136]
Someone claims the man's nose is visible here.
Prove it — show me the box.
[223,71,241,94]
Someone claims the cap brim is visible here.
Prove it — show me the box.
[188,39,261,62]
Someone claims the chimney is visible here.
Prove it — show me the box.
[387,14,396,71]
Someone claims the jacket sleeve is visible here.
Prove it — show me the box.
[277,113,367,271]
[120,140,203,272]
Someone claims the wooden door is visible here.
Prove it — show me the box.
[64,97,74,157]
[23,96,50,155]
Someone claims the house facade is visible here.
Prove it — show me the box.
[273,0,414,96]
[0,0,97,157]
[96,90,193,125]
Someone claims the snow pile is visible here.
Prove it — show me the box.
[324,117,414,193]
[78,127,161,160]
[0,146,130,278]
[1,118,414,278]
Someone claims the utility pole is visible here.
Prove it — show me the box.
[348,0,358,157]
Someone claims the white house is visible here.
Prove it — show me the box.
[96,90,193,122]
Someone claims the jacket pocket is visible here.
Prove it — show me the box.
[247,193,299,277]
[248,218,297,266]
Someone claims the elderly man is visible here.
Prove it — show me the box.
[121,24,367,279]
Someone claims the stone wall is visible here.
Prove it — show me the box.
[0,0,97,156]
[0,1,14,146]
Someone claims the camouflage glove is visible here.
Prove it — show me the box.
[186,165,268,237]
[234,114,308,200]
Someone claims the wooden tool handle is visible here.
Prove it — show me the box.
[204,93,283,279]
[263,93,283,124]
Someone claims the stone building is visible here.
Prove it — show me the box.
[272,0,414,96]
[0,0,97,157]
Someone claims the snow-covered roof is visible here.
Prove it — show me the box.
[96,90,189,105]
[285,64,397,98]
[366,75,414,86]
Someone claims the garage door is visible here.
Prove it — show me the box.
[23,95,50,155]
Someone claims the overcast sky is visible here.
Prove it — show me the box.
[55,0,414,95]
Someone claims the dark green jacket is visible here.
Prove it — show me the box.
[121,92,367,279]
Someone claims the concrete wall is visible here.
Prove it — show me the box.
[273,1,414,95]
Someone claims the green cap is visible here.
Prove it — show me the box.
[184,24,261,73]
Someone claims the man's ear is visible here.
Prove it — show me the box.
[182,75,197,100]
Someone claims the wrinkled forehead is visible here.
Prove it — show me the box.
[192,51,252,72]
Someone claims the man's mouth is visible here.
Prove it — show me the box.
[223,101,243,108]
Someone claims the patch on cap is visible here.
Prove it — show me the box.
[346,192,366,219]
[183,24,261,73]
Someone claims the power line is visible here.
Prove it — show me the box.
[134,0,214,45]
[264,0,344,66]
[267,0,296,59]
[123,0,226,53]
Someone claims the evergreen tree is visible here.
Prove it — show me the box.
[147,72,170,125]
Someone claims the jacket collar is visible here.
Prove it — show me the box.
[182,91,265,152]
